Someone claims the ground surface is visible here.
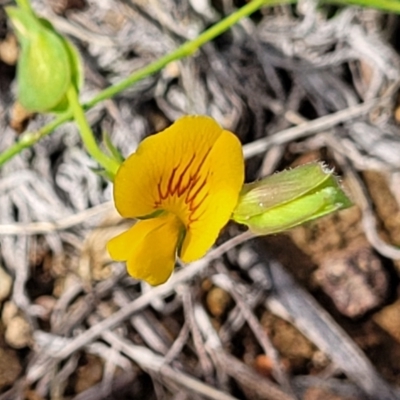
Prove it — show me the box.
[1,0,400,399]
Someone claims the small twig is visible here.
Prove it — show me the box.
[0,201,113,235]
[325,133,400,260]
[100,348,119,396]
[242,94,393,159]
[215,350,295,400]
[193,303,231,392]
[52,264,126,335]
[71,371,137,400]
[27,231,254,383]
[179,285,215,384]
[211,273,296,399]
[164,321,190,365]
[11,235,38,325]
[51,276,84,332]
[50,354,80,400]
[98,328,239,400]
[218,290,264,346]
[113,289,171,355]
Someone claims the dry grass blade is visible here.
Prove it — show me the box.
[0,202,113,235]
[211,272,296,398]
[27,231,254,383]
[243,92,395,159]
[95,326,239,400]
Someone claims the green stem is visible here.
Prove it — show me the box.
[15,0,33,13]
[0,0,293,167]
[85,0,295,106]
[325,0,400,12]
[66,85,120,178]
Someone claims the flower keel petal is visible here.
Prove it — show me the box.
[107,214,182,285]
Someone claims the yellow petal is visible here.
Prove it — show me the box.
[179,128,244,262]
[107,214,182,285]
[113,115,238,219]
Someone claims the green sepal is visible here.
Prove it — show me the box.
[137,209,165,220]
[233,162,352,235]
[50,40,84,113]
[90,166,115,182]
[102,130,125,164]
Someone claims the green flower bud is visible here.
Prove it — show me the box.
[232,162,352,235]
[6,7,82,113]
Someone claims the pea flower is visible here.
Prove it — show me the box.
[107,115,244,285]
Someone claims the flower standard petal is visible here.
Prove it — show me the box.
[113,115,241,219]
[107,214,182,285]
[179,129,244,262]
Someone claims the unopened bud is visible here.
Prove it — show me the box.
[232,162,352,235]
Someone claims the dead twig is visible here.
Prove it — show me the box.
[242,93,394,159]
[97,325,239,400]
[0,201,113,235]
[211,272,296,399]
[26,231,254,384]
[179,285,215,384]
[325,133,400,260]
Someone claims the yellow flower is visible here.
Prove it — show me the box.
[107,115,244,285]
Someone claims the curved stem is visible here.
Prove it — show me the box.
[66,85,120,179]
[0,0,294,167]
[84,0,295,106]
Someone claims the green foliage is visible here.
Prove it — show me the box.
[232,163,352,235]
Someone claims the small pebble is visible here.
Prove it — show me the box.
[1,301,18,325]
[0,266,12,303]
[206,287,231,318]
[5,315,32,349]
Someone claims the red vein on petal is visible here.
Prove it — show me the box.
[154,147,212,223]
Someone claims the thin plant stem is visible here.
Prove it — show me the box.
[325,0,400,13]
[0,0,294,167]
[2,0,397,168]
[14,0,33,13]
[84,0,295,106]
[66,85,120,178]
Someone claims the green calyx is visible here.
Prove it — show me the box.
[232,162,352,235]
